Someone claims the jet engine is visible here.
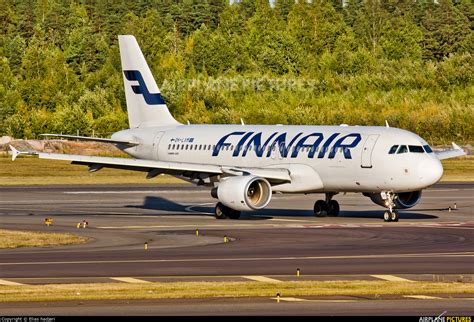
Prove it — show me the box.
[365,191,422,209]
[213,176,272,211]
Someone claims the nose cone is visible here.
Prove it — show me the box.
[418,158,443,186]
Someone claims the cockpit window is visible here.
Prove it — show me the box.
[397,145,408,154]
[388,145,399,154]
[409,145,424,153]
[423,145,433,153]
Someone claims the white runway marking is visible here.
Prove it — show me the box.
[403,295,442,300]
[1,252,472,267]
[371,275,413,282]
[270,297,357,303]
[185,203,215,215]
[110,277,151,284]
[0,279,24,286]
[242,276,282,283]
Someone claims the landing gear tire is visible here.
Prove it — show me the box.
[390,211,399,222]
[383,211,391,222]
[228,209,241,220]
[215,202,240,220]
[215,202,227,219]
[327,200,340,217]
[314,200,328,217]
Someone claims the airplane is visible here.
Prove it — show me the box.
[10,35,467,222]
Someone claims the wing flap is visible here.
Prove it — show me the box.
[36,152,223,174]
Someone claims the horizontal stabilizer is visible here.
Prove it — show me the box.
[9,145,36,161]
[40,134,139,146]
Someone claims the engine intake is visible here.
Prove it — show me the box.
[216,176,272,211]
[365,191,422,209]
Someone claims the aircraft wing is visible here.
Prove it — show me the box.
[435,142,467,160]
[40,134,139,147]
[9,146,291,183]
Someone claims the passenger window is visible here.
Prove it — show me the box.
[423,145,433,153]
[389,145,398,154]
[409,145,424,153]
[397,145,408,154]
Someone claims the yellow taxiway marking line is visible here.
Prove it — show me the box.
[403,295,442,300]
[371,275,414,282]
[110,277,151,284]
[271,297,357,303]
[0,279,25,286]
[242,276,282,283]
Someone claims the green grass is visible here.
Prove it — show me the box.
[441,157,474,182]
[0,280,472,302]
[0,229,89,248]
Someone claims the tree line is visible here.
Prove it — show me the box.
[0,0,472,144]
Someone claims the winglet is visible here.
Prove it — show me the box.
[452,142,462,150]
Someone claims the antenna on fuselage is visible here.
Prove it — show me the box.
[385,120,390,128]
[240,118,245,126]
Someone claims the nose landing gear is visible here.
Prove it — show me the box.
[382,191,399,222]
[314,193,340,217]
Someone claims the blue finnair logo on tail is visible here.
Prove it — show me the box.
[124,70,166,105]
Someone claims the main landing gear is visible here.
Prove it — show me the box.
[382,191,399,222]
[313,193,340,217]
[215,202,241,220]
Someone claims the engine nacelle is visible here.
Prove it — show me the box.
[216,176,272,212]
[365,191,422,209]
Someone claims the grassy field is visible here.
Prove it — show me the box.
[440,157,474,182]
[0,229,89,248]
[0,154,472,185]
[0,280,472,302]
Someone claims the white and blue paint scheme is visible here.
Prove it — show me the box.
[11,35,466,222]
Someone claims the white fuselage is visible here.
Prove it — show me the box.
[112,124,443,194]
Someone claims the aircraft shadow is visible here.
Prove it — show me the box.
[126,196,214,217]
[252,209,437,220]
[127,196,438,220]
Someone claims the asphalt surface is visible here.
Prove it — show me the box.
[0,182,473,315]
[2,297,473,316]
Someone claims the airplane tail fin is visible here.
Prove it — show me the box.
[118,35,180,128]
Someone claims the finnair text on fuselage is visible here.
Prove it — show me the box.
[212,131,361,159]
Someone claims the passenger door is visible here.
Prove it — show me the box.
[361,135,379,168]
